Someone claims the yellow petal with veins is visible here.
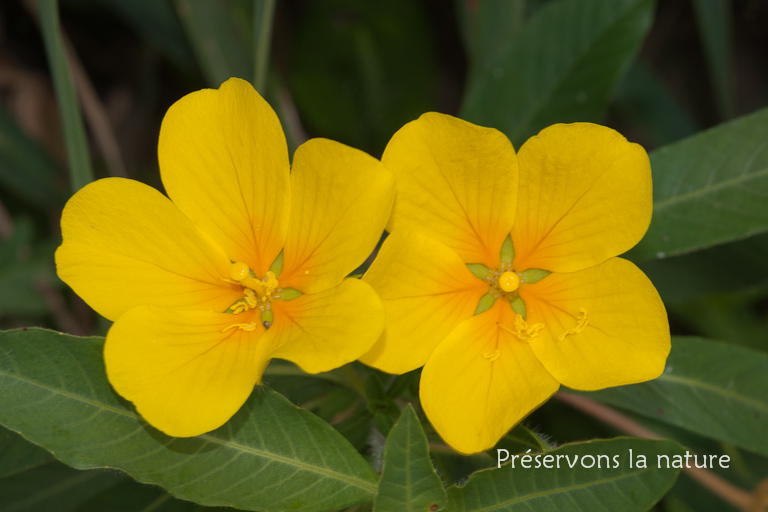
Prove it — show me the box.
[420,301,559,454]
[512,123,652,273]
[383,112,518,268]
[267,278,385,374]
[105,305,278,437]
[520,257,670,390]
[361,230,487,374]
[55,178,239,321]
[159,78,290,276]
[279,138,394,294]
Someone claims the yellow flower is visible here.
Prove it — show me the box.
[55,78,394,437]
[362,113,670,454]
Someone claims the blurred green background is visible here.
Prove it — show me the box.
[1,0,767,342]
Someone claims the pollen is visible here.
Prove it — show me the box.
[558,307,589,341]
[498,271,520,292]
[221,322,259,333]
[483,349,501,361]
[499,314,544,342]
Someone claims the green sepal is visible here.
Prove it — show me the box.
[522,268,550,284]
[269,250,284,276]
[500,234,515,262]
[474,293,496,315]
[466,263,489,279]
[280,288,303,301]
[510,296,526,319]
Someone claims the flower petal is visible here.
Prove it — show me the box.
[361,230,487,374]
[512,123,652,273]
[383,112,518,267]
[279,138,394,294]
[267,278,385,374]
[55,178,239,321]
[420,301,559,454]
[105,305,276,437]
[159,78,290,275]
[520,257,670,390]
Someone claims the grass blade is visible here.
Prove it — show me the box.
[34,0,93,194]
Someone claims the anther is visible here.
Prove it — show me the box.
[499,315,544,342]
[221,322,259,333]
[483,349,501,361]
[558,308,589,341]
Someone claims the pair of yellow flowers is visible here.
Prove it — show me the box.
[56,78,669,454]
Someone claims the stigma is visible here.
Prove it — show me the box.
[498,271,520,292]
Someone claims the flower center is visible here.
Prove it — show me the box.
[223,261,301,331]
[479,262,522,299]
[229,261,279,301]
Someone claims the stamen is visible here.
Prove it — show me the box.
[499,314,544,342]
[221,322,259,333]
[483,349,501,361]
[558,307,589,341]
[262,271,278,295]
[230,301,248,314]
[244,288,258,307]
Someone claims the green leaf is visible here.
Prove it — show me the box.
[448,437,684,511]
[612,62,700,147]
[668,292,768,352]
[460,0,654,147]
[629,107,768,261]
[0,328,378,512]
[585,337,768,457]
[36,0,94,193]
[175,0,251,86]
[493,424,553,455]
[374,406,446,512]
[456,0,526,69]
[637,231,768,303]
[0,108,63,209]
[0,461,125,512]
[2,459,232,512]
[70,476,233,512]
[0,426,53,479]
